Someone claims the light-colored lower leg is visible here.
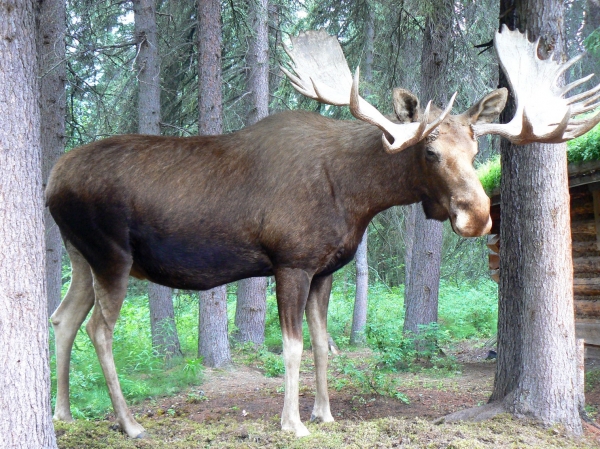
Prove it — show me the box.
[51,245,95,422]
[87,272,146,439]
[281,336,309,437]
[306,285,334,423]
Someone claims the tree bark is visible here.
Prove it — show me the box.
[197,0,231,367]
[349,4,375,346]
[38,0,66,317]
[0,2,58,446]
[403,0,452,339]
[234,278,267,346]
[492,0,583,435]
[134,0,182,360]
[350,230,369,345]
[234,0,269,347]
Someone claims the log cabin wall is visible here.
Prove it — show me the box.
[488,161,600,358]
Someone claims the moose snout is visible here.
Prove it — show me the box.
[450,195,492,237]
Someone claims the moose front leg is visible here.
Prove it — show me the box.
[275,267,312,437]
[305,274,334,424]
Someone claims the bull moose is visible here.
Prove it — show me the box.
[47,28,600,437]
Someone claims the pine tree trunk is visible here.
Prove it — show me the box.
[148,285,182,358]
[0,2,58,446]
[234,0,269,347]
[197,0,231,367]
[134,0,182,360]
[234,279,267,346]
[403,204,416,303]
[403,0,452,339]
[199,286,230,367]
[349,5,374,346]
[491,0,583,435]
[350,230,369,345]
[403,212,441,336]
[38,0,66,317]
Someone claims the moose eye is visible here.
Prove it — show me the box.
[425,147,439,162]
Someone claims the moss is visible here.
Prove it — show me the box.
[55,415,598,448]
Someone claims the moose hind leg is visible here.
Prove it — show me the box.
[86,261,146,438]
[51,242,95,422]
[305,275,334,424]
[276,268,312,437]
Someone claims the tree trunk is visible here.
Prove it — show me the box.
[349,5,375,346]
[134,0,182,359]
[350,230,369,345]
[148,285,181,358]
[403,0,452,339]
[38,0,66,317]
[403,213,441,336]
[197,0,231,367]
[0,2,58,446]
[403,204,417,304]
[491,0,583,435]
[234,0,269,347]
[234,279,267,346]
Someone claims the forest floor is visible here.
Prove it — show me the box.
[55,344,600,448]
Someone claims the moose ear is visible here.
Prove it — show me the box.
[463,88,508,124]
[393,88,420,123]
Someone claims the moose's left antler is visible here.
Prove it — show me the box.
[473,25,600,144]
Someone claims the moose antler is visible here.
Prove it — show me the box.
[282,30,456,153]
[473,25,600,144]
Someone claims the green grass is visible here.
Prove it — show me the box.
[476,123,600,193]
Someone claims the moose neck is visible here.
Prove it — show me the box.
[328,119,425,223]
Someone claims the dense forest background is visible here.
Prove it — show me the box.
[49,0,600,420]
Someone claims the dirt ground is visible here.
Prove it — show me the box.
[55,345,600,448]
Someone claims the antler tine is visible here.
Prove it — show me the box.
[553,53,585,86]
[423,92,457,135]
[566,82,600,106]
[561,73,595,96]
[564,109,600,140]
[475,26,600,144]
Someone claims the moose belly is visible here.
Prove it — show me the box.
[129,233,273,290]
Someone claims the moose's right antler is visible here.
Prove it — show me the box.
[282,30,456,153]
[473,25,600,143]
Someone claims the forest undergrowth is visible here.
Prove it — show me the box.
[51,266,499,420]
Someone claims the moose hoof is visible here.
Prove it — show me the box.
[134,431,148,439]
[53,412,74,423]
[310,412,334,424]
[282,421,310,437]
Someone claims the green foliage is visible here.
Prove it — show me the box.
[329,354,410,403]
[585,368,600,393]
[366,322,459,373]
[438,280,498,340]
[567,123,600,164]
[258,348,286,378]
[477,155,501,194]
[584,28,600,59]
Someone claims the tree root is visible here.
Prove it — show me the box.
[433,400,508,425]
